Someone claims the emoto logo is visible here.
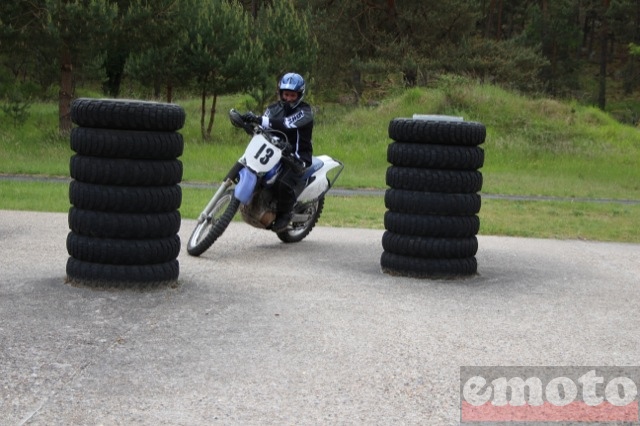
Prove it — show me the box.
[460,367,640,423]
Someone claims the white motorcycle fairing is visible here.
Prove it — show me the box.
[297,155,344,203]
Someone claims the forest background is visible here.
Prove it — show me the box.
[1,0,639,139]
[1,0,640,243]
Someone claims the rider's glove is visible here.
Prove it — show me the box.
[241,112,260,124]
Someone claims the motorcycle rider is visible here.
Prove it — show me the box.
[243,72,314,232]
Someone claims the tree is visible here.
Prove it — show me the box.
[521,0,582,95]
[127,44,188,101]
[126,0,191,101]
[389,0,482,82]
[183,0,261,140]
[597,0,612,109]
[607,0,640,95]
[0,0,117,133]
[51,0,118,132]
[304,0,482,101]
[302,0,401,101]
[103,0,184,98]
[101,0,133,97]
[0,2,59,98]
[237,0,274,19]
[250,1,317,110]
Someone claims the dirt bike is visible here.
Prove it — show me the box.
[187,109,344,257]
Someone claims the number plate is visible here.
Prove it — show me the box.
[243,134,282,173]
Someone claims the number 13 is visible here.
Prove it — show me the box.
[254,143,275,165]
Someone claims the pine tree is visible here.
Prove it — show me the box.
[183,0,262,140]
[250,0,317,111]
[0,0,117,133]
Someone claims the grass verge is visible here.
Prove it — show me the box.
[3,180,639,243]
[1,81,639,243]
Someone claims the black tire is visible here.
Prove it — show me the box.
[71,98,186,132]
[66,232,180,265]
[384,212,480,238]
[70,155,182,187]
[387,142,485,170]
[388,118,486,146]
[381,252,477,278]
[187,188,240,256]
[382,232,478,258]
[69,181,182,213]
[386,167,483,193]
[69,207,181,239]
[385,189,481,216]
[66,257,179,287]
[277,197,325,243]
[70,127,184,160]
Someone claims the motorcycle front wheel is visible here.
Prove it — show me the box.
[187,187,240,256]
[277,196,325,243]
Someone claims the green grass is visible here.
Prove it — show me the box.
[4,181,639,243]
[1,180,70,211]
[480,198,640,242]
[1,80,640,242]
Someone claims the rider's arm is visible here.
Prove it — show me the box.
[260,104,313,130]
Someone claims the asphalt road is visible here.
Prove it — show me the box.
[1,210,639,425]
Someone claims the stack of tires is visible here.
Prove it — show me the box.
[66,98,186,288]
[381,116,485,278]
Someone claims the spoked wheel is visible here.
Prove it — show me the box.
[187,187,240,256]
[277,196,324,243]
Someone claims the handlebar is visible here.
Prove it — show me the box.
[228,109,292,154]
[229,109,253,134]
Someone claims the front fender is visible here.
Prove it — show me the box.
[234,167,258,204]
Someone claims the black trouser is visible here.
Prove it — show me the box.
[275,161,305,216]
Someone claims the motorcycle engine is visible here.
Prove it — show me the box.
[239,189,277,229]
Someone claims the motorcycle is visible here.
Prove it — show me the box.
[187,109,344,256]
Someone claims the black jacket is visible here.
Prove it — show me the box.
[260,101,314,167]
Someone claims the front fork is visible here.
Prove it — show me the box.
[197,162,243,223]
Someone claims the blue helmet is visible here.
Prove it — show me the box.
[279,72,305,109]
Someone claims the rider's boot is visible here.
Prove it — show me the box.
[272,192,295,233]
[272,211,292,233]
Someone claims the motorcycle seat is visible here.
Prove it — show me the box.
[302,157,324,179]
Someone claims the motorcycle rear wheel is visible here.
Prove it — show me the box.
[187,187,239,256]
[277,196,324,243]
